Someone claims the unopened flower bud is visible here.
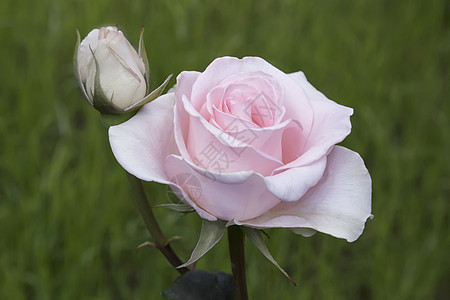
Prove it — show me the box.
[74,26,171,114]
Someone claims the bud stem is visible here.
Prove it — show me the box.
[126,172,188,274]
[228,226,249,300]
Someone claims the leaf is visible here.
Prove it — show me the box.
[138,27,151,94]
[177,219,226,268]
[243,227,296,286]
[157,203,195,213]
[163,270,234,300]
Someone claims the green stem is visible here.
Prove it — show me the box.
[126,172,188,275]
[228,226,248,300]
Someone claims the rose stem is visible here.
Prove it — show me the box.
[228,225,249,300]
[126,172,188,275]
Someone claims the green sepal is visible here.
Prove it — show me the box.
[100,111,136,129]
[73,29,90,103]
[123,74,172,112]
[177,219,226,269]
[243,227,296,286]
[138,27,151,94]
[157,203,195,214]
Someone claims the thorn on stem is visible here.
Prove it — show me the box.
[136,241,156,252]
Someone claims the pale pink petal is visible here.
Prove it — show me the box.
[77,28,100,83]
[190,57,313,135]
[175,71,202,100]
[263,156,327,202]
[102,27,145,80]
[164,155,281,221]
[288,71,329,102]
[182,95,284,175]
[211,105,259,131]
[220,116,303,163]
[236,146,372,242]
[215,72,286,125]
[85,40,145,108]
[108,93,178,182]
[108,93,216,220]
[173,71,202,161]
[274,72,353,171]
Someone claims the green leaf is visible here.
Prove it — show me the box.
[163,270,234,300]
[177,219,226,268]
[123,74,172,112]
[243,227,296,286]
[157,203,195,214]
[138,27,151,94]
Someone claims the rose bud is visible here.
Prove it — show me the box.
[74,26,171,114]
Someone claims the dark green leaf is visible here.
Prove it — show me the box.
[243,227,296,286]
[177,219,226,268]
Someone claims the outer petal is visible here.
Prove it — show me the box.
[109,93,177,182]
[77,28,100,83]
[87,40,146,109]
[175,71,202,100]
[289,71,329,102]
[263,156,327,201]
[164,155,281,221]
[173,71,202,160]
[108,93,215,220]
[235,146,372,242]
[278,72,353,169]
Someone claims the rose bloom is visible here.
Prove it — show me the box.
[109,57,372,242]
[76,26,146,110]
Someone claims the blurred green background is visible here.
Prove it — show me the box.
[1,0,449,299]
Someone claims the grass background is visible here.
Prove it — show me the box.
[1,0,449,299]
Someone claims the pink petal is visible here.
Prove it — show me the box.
[211,105,259,131]
[104,28,145,81]
[277,72,353,170]
[190,57,312,132]
[109,93,178,183]
[182,95,284,175]
[108,93,215,220]
[263,156,327,202]
[235,146,372,242]
[175,71,201,101]
[173,71,202,160]
[77,28,100,83]
[164,155,281,221]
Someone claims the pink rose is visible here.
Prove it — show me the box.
[109,57,372,242]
